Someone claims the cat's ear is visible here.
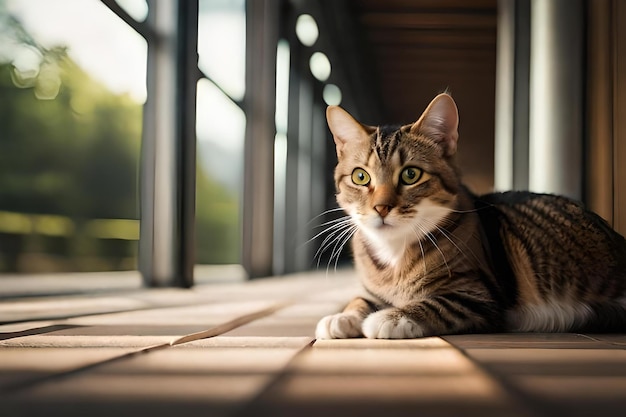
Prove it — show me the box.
[326,106,372,159]
[410,93,459,157]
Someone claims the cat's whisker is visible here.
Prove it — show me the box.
[436,215,460,228]
[335,228,357,272]
[445,208,479,214]
[435,225,472,261]
[422,213,486,263]
[435,225,486,268]
[315,92,626,339]
[420,217,473,261]
[327,224,357,273]
[419,215,486,270]
[417,237,428,277]
[413,223,452,278]
[313,216,352,230]
[327,227,357,275]
[309,216,354,268]
[429,231,452,278]
[312,220,354,268]
[304,207,346,227]
[305,216,352,247]
[319,225,347,273]
[316,229,351,269]
[445,202,496,215]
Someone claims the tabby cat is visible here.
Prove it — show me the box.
[315,93,626,339]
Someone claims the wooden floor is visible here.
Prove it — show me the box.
[1,269,625,417]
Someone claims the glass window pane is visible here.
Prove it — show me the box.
[114,0,148,22]
[0,0,146,272]
[196,0,246,267]
[198,0,245,101]
[195,80,244,265]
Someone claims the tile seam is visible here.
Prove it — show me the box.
[0,301,292,395]
[442,335,556,417]
[0,298,279,327]
[233,338,316,417]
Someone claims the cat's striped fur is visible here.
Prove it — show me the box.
[316,93,626,339]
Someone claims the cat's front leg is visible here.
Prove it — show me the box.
[362,308,425,339]
[315,297,376,339]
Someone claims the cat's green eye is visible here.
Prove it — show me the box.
[351,168,371,186]
[400,167,424,185]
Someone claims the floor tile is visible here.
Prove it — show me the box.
[463,347,626,416]
[0,322,82,341]
[33,324,225,337]
[222,302,343,337]
[3,339,309,417]
[220,322,318,337]
[313,337,450,349]
[183,336,313,348]
[247,366,531,417]
[465,348,626,376]
[586,334,626,346]
[0,271,141,298]
[0,295,147,323]
[3,270,626,417]
[0,335,175,348]
[46,300,281,337]
[0,347,133,391]
[512,375,626,416]
[3,374,269,417]
[63,300,279,326]
[0,321,57,334]
[292,346,472,375]
[444,333,617,349]
[243,338,533,417]
[247,373,532,417]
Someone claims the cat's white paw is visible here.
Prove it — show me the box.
[362,309,424,339]
[315,313,363,339]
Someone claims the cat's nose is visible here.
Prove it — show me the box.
[374,205,392,218]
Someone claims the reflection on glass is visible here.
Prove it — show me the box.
[0,0,146,272]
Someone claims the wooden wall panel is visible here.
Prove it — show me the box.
[587,0,614,224]
[614,0,626,235]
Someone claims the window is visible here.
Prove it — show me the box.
[195,0,246,266]
[0,0,146,272]
[0,0,355,284]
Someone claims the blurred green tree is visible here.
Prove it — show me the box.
[0,9,240,271]
[0,60,141,220]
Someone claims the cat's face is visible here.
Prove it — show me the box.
[327,94,462,252]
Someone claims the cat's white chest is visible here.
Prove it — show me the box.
[363,231,408,267]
